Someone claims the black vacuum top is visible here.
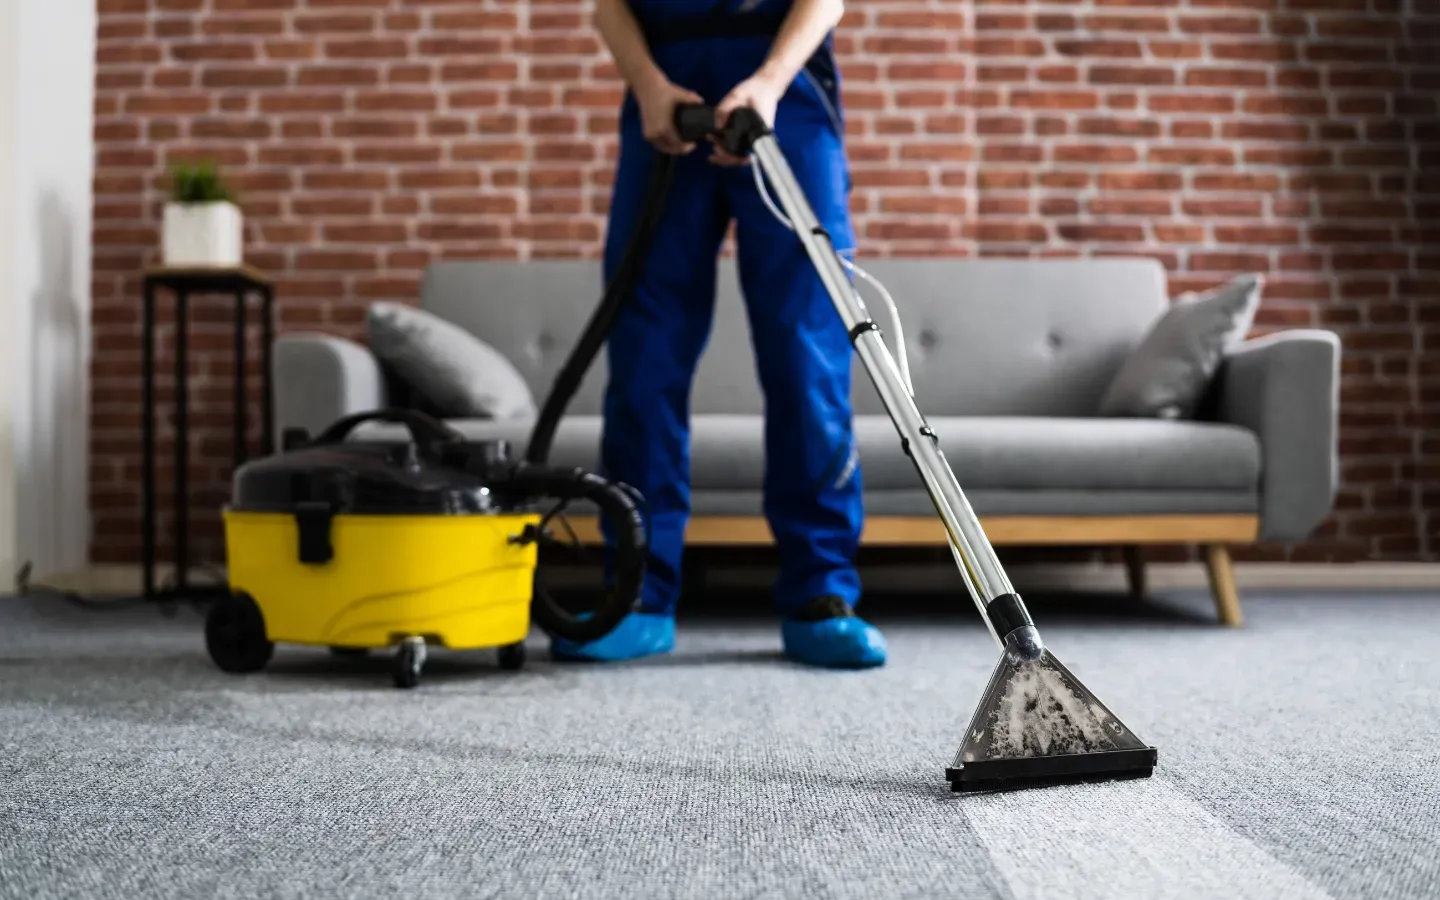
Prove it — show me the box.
[229,439,514,516]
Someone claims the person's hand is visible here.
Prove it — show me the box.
[634,75,705,155]
[710,70,787,166]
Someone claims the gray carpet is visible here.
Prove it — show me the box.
[2,588,1438,900]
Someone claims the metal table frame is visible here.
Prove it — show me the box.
[140,265,275,603]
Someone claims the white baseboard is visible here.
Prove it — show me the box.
[15,561,1438,599]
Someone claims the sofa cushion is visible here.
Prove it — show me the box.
[366,301,537,420]
[1099,274,1263,419]
[353,414,1261,495]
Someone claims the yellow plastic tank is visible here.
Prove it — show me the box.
[207,414,543,687]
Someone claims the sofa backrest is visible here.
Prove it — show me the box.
[419,256,1169,418]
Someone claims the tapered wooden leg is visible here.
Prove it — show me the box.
[1203,544,1243,627]
[1121,545,1146,599]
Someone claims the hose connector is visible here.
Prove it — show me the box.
[985,593,1045,661]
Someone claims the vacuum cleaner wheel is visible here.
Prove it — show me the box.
[205,592,274,674]
[497,641,526,671]
[393,636,426,689]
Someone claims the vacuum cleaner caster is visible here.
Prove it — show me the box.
[205,592,274,674]
[393,636,426,689]
[497,641,526,671]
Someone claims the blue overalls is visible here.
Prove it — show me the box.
[551,0,886,668]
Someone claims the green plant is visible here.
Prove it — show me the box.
[169,160,236,204]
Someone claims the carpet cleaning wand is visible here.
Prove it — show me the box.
[675,104,1158,794]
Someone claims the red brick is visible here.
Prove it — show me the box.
[1171,120,1215,139]
[1056,39,1143,58]
[981,144,1044,163]
[291,197,373,218]
[355,91,439,112]
[1054,144,1141,164]
[1090,196,1174,216]
[1149,146,1237,166]
[1010,90,1100,110]
[1186,67,1269,87]
[1190,252,1272,272]
[1242,93,1328,115]
[1101,172,1184,191]
[1035,14,1076,30]
[298,65,380,87]
[1245,147,1334,167]
[1084,14,1170,32]
[1148,40,1205,59]
[1215,225,1301,245]
[903,63,971,82]
[1078,116,1162,138]
[865,36,953,54]
[1148,93,1235,113]
[1059,223,1147,243]
[1178,15,1262,33]
[972,222,1050,243]
[978,171,1033,190]
[1090,65,1176,85]
[880,11,969,29]
[1148,222,1210,244]
[1036,66,1080,83]
[1038,197,1081,217]
[882,196,970,216]
[296,13,373,33]
[304,171,390,191]
[1222,121,1311,141]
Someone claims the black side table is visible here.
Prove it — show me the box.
[141,265,275,603]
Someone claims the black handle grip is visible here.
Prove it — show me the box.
[309,408,464,453]
[674,103,718,144]
[672,103,770,157]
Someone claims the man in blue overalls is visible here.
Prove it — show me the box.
[551,0,886,668]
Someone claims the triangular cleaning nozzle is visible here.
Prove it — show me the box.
[946,649,1158,793]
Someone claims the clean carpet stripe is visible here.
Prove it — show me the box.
[964,777,1335,900]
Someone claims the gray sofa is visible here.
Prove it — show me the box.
[273,257,1341,625]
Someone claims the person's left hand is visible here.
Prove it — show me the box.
[710,71,787,166]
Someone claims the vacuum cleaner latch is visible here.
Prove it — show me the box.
[294,501,335,565]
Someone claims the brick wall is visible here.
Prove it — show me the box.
[90,0,1436,567]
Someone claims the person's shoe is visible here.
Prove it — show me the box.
[549,612,676,662]
[780,595,887,669]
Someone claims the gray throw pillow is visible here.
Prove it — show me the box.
[1098,274,1263,419]
[366,301,536,420]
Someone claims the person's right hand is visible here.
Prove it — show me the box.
[634,76,705,155]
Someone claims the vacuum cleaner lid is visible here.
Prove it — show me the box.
[229,441,509,516]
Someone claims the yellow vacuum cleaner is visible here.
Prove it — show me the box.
[205,409,646,688]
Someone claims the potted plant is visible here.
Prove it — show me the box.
[162,160,243,267]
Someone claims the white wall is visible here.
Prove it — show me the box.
[0,0,96,588]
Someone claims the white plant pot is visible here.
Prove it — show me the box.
[162,201,243,267]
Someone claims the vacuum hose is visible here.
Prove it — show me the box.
[500,463,648,645]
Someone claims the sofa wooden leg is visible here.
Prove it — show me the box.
[1203,544,1243,627]
[1121,545,1146,599]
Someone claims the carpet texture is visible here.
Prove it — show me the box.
[2,589,1437,900]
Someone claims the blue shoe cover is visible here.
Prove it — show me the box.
[781,616,887,669]
[549,612,675,662]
